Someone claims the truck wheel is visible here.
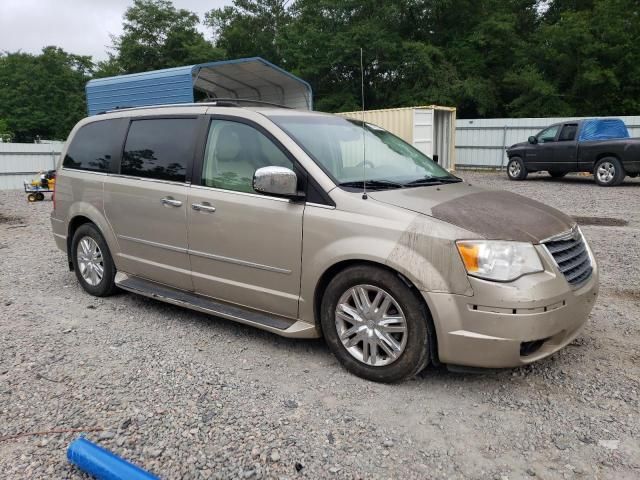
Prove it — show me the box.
[549,171,567,178]
[594,157,625,186]
[507,157,528,181]
[71,223,118,297]
[320,265,431,383]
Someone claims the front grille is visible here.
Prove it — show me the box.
[543,229,593,286]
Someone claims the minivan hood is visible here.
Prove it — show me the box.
[368,183,575,243]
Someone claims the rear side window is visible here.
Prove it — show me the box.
[63,119,124,172]
[558,124,577,141]
[121,118,198,182]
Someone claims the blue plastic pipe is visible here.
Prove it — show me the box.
[67,437,160,480]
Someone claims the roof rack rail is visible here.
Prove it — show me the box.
[198,98,292,109]
[102,98,291,114]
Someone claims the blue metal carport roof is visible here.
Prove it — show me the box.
[85,57,313,115]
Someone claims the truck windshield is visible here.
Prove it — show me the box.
[267,114,458,188]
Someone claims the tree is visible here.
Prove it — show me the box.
[0,118,13,142]
[0,47,92,142]
[205,0,290,64]
[106,0,224,74]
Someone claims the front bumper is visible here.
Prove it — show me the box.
[423,246,599,368]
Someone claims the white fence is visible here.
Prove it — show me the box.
[455,116,640,169]
[0,142,64,190]
[2,116,640,189]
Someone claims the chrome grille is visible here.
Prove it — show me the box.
[543,228,592,286]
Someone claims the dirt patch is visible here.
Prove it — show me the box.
[572,216,628,227]
[608,289,640,302]
[0,213,24,225]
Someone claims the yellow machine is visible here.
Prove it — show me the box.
[24,170,56,202]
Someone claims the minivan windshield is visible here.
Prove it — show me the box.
[268,114,459,189]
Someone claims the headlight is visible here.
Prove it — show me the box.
[456,240,543,282]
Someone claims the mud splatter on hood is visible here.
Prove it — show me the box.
[369,184,575,243]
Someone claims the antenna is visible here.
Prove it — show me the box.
[360,48,367,200]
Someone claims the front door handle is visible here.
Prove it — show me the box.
[161,197,182,207]
[192,203,216,213]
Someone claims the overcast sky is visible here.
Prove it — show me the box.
[0,0,232,61]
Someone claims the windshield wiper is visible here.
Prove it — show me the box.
[404,176,462,187]
[339,179,405,190]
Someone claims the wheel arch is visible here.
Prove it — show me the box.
[67,215,93,269]
[313,259,440,365]
[66,207,118,271]
[593,153,620,170]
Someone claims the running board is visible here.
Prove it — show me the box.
[114,273,318,338]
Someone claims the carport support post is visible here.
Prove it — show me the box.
[499,125,508,171]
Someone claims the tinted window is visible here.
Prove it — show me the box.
[201,120,293,193]
[121,118,198,182]
[558,124,577,141]
[63,120,124,172]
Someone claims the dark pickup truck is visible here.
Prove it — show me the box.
[506,118,640,186]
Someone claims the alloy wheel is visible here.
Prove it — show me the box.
[509,161,521,178]
[335,285,408,367]
[76,237,104,286]
[596,161,615,184]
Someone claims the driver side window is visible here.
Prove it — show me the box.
[201,120,293,194]
[537,125,560,143]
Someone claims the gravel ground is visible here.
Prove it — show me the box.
[1,171,639,479]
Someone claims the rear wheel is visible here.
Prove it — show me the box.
[549,171,567,178]
[71,224,117,297]
[321,265,431,383]
[35,192,45,201]
[507,157,528,181]
[594,157,625,186]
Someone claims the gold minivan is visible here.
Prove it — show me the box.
[51,104,599,382]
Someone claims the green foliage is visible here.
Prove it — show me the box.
[0,47,92,142]
[107,0,224,74]
[1,0,639,142]
[0,118,13,142]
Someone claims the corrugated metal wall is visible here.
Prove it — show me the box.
[456,116,640,169]
[0,142,63,190]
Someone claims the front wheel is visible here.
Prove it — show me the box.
[71,224,118,297]
[507,157,528,181]
[594,157,625,186]
[321,265,431,382]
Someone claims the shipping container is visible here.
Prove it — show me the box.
[335,106,457,170]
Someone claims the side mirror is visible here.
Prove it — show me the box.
[253,166,300,198]
[432,154,439,164]
[528,136,538,144]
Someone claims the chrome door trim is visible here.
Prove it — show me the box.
[117,234,188,254]
[108,173,191,186]
[190,184,292,203]
[188,248,292,274]
[306,202,336,210]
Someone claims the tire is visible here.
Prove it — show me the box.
[35,192,45,201]
[594,157,625,186]
[320,265,431,383]
[549,171,567,178]
[71,223,118,297]
[27,193,37,202]
[507,157,528,181]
